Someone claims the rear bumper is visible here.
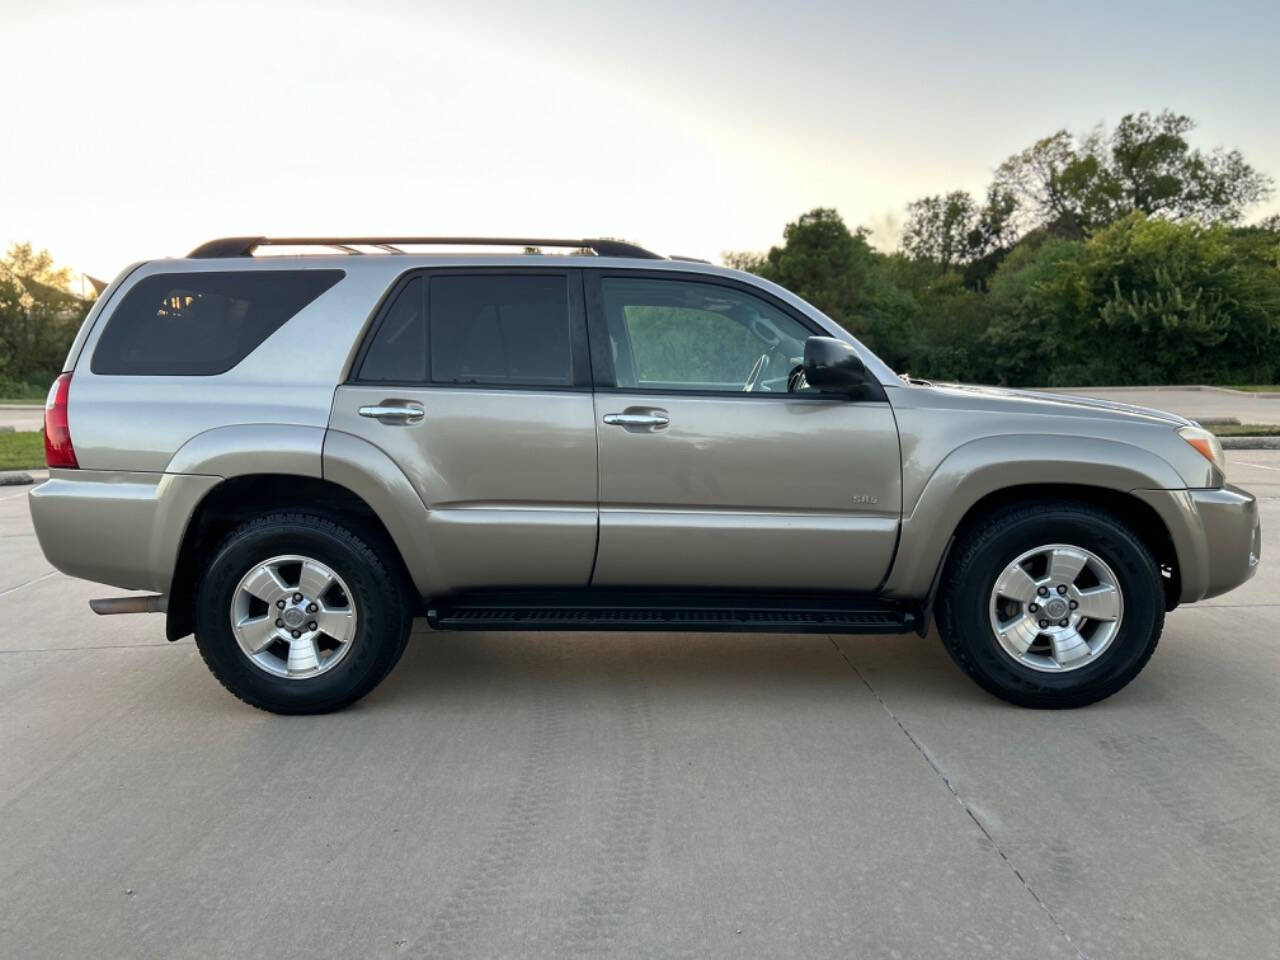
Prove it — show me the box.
[28,470,218,592]
[1136,484,1260,604]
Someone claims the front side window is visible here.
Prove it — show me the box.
[600,277,813,393]
[358,274,573,387]
[92,269,343,376]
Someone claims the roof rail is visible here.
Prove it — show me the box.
[187,236,663,260]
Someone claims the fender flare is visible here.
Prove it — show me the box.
[882,434,1186,599]
[161,425,439,641]
[171,424,440,595]
[322,429,440,595]
[166,423,326,478]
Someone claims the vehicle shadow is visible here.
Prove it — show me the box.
[362,621,984,711]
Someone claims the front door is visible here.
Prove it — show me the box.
[330,269,598,592]
[586,272,901,592]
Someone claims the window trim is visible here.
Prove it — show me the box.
[349,267,591,392]
[583,269,886,402]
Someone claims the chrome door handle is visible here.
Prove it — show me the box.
[603,412,669,428]
[358,402,425,424]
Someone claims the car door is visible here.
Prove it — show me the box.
[329,268,598,592]
[585,270,901,592]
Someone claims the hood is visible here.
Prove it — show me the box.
[919,381,1193,427]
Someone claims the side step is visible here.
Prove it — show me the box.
[427,590,918,635]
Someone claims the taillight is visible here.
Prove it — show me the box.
[44,372,78,469]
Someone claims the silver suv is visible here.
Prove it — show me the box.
[30,236,1261,713]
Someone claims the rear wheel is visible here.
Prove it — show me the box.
[194,513,412,714]
[938,501,1164,708]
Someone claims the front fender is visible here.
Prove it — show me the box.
[882,434,1185,599]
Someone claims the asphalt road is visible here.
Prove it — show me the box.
[2,455,1278,959]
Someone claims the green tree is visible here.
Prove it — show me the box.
[901,187,1017,272]
[982,215,1280,386]
[752,208,876,327]
[993,112,1273,239]
[0,243,93,392]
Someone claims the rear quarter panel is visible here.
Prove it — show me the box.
[65,258,400,473]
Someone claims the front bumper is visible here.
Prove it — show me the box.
[1190,485,1260,601]
[1136,484,1260,604]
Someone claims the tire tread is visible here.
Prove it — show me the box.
[194,511,412,714]
[938,499,1164,708]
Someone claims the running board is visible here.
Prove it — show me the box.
[427,590,918,635]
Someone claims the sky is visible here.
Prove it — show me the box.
[3,0,1278,281]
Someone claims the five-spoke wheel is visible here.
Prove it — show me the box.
[195,513,411,714]
[939,501,1164,708]
[230,555,358,679]
[989,544,1123,672]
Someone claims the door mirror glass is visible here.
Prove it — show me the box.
[802,337,869,395]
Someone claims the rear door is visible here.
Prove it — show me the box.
[330,269,598,592]
[585,270,901,592]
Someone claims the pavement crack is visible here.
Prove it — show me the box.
[0,570,56,598]
[827,636,1090,960]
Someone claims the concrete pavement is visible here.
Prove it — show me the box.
[1052,386,1280,426]
[1,456,1278,959]
[0,404,44,432]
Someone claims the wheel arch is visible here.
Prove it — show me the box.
[884,435,1187,608]
[166,473,418,641]
[948,483,1180,608]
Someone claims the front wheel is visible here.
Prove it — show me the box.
[194,512,412,714]
[938,501,1164,708]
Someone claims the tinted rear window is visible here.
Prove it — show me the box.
[357,274,573,387]
[91,269,343,375]
[430,275,571,386]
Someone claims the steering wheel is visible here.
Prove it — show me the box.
[742,353,769,392]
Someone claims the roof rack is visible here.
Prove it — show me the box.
[187,236,663,260]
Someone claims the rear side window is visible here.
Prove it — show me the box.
[357,274,573,387]
[358,278,426,382]
[91,270,343,375]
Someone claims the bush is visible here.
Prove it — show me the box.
[982,214,1280,385]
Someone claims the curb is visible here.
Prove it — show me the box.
[0,470,36,486]
[1220,437,1280,450]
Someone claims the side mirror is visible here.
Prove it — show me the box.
[803,336,869,395]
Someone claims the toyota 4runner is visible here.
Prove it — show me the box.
[29,236,1261,713]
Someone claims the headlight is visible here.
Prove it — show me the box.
[1177,425,1226,478]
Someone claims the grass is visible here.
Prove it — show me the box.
[1229,385,1280,392]
[1211,423,1280,437]
[0,431,45,471]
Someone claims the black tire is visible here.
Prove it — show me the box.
[194,512,412,714]
[938,500,1164,708]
